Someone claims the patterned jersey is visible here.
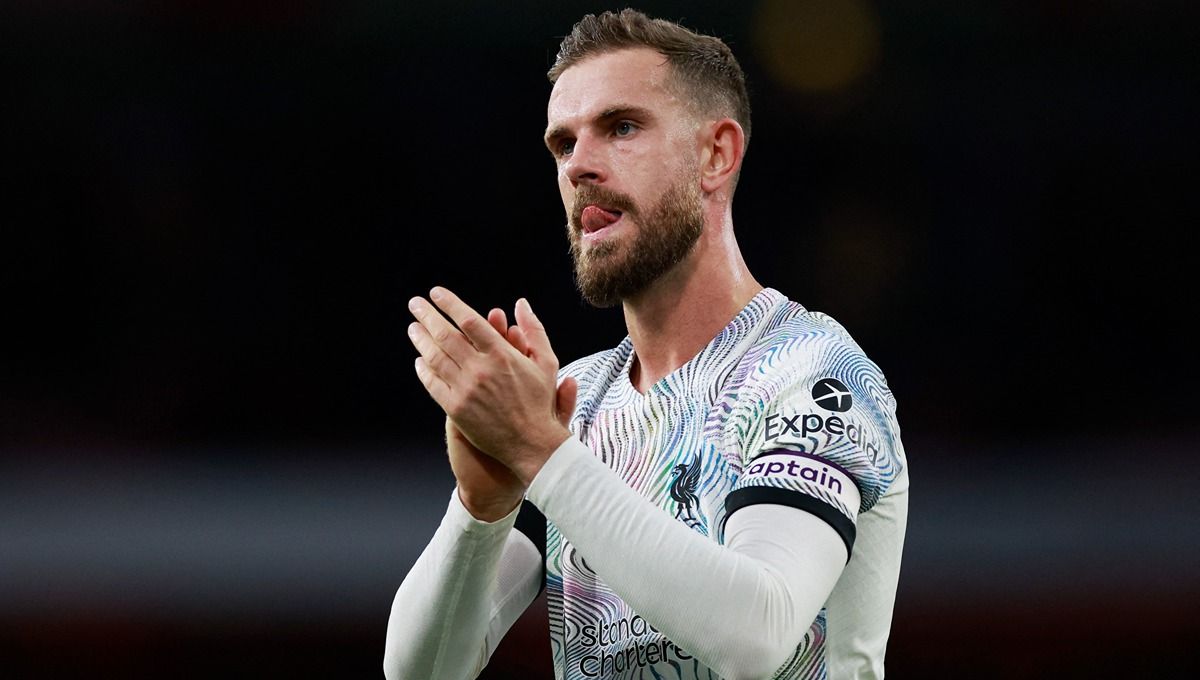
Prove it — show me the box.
[545,288,908,679]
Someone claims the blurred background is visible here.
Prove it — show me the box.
[2,1,1197,677]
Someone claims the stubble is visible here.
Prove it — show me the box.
[567,174,704,308]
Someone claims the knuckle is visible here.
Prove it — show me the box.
[411,335,428,353]
[470,366,490,384]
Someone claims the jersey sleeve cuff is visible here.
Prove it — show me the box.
[525,437,597,514]
[446,488,523,536]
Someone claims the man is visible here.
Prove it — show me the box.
[385,9,908,680]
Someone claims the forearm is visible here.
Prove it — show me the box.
[383,490,541,680]
[527,439,846,680]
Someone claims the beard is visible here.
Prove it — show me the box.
[566,175,704,308]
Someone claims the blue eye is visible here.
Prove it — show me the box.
[615,121,635,136]
[559,139,575,156]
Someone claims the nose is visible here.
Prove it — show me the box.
[562,135,607,188]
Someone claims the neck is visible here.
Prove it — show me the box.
[622,213,762,392]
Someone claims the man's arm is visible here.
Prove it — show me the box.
[382,491,542,680]
[528,439,846,680]
[387,304,577,679]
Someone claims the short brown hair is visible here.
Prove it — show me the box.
[548,9,752,151]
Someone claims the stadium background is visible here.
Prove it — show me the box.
[2,1,1196,677]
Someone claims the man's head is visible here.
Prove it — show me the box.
[548,10,751,153]
[544,10,751,307]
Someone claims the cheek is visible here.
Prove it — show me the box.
[557,171,573,203]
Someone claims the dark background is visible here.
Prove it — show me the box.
[2,1,1197,678]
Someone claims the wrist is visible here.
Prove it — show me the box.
[512,425,573,487]
[457,487,523,523]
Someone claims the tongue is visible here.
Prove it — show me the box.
[581,205,620,233]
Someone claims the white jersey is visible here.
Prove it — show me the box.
[546,287,909,679]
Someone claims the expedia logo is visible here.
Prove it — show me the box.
[764,411,881,461]
[812,378,852,412]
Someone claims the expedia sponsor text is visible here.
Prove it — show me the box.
[763,412,879,460]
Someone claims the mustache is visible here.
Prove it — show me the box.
[569,186,638,232]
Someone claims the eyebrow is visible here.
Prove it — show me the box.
[544,105,654,152]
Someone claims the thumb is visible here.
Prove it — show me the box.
[555,376,578,427]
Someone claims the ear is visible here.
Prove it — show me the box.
[699,118,745,195]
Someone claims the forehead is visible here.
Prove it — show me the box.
[547,48,682,127]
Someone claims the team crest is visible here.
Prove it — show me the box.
[670,454,705,533]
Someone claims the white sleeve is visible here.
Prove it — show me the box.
[382,490,542,680]
[527,438,847,680]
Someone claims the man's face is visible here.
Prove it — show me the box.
[545,48,704,307]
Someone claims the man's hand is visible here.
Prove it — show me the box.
[442,308,525,522]
[443,307,577,521]
[408,287,576,486]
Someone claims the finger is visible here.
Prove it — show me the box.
[556,376,578,426]
[408,322,462,379]
[507,324,532,357]
[414,357,454,412]
[409,295,476,364]
[429,287,504,352]
[487,308,509,339]
[514,297,557,370]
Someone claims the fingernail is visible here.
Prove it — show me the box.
[430,287,444,301]
[520,297,534,315]
[408,297,422,312]
[407,322,418,338]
